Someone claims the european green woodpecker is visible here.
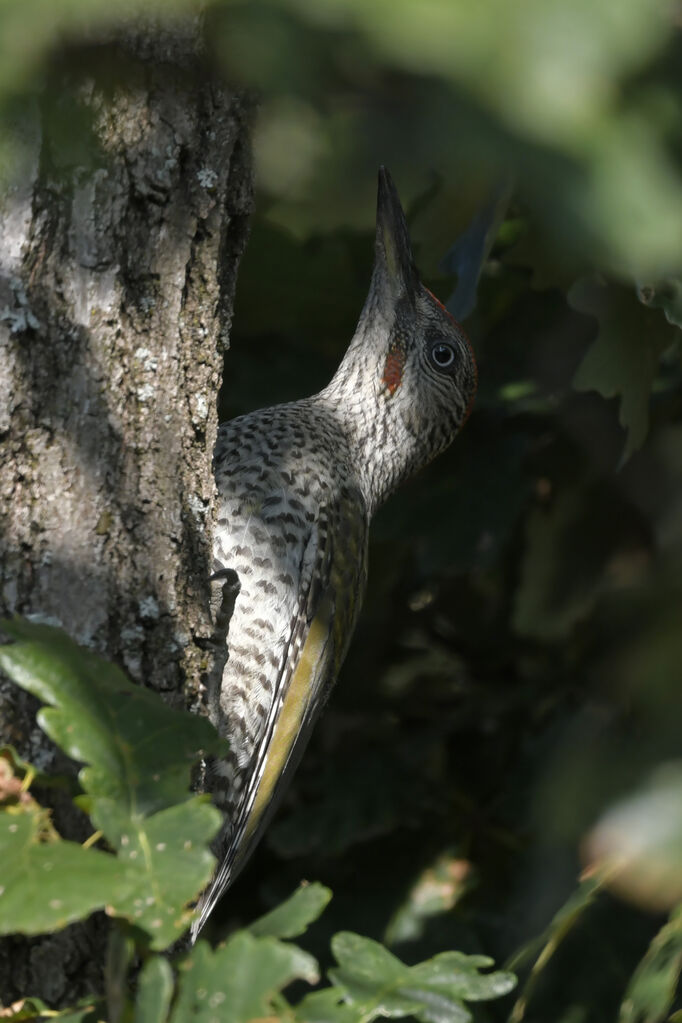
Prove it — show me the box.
[192,168,477,939]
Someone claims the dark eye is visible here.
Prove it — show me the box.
[430,342,456,369]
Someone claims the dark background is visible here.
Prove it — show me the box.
[4,3,682,1019]
[218,192,682,1022]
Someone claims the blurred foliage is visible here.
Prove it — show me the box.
[2,0,682,278]
[3,1,682,1021]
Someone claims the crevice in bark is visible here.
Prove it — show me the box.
[0,20,253,1005]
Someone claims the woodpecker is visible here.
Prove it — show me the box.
[192,168,477,939]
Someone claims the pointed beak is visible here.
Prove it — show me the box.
[373,167,418,308]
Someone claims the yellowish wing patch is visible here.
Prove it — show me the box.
[244,595,333,841]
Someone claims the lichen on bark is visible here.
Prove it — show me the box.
[0,20,252,1004]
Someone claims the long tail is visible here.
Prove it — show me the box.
[190,857,234,943]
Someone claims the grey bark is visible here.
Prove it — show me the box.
[0,21,252,1006]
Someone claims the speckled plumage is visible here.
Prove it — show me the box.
[192,169,477,939]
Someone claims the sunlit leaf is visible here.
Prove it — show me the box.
[0,806,131,935]
[172,933,319,1023]
[329,932,515,1023]
[97,798,219,951]
[249,881,332,939]
[0,618,227,818]
[0,619,223,946]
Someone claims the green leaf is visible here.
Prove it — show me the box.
[506,875,604,1021]
[172,932,319,1023]
[134,956,174,1023]
[106,925,135,1023]
[329,932,515,1023]
[249,881,332,939]
[294,988,359,1023]
[619,904,682,1023]
[385,852,473,946]
[508,875,604,975]
[0,618,224,947]
[569,277,676,457]
[97,797,220,950]
[0,618,227,818]
[410,951,516,1000]
[332,932,408,988]
[0,806,132,936]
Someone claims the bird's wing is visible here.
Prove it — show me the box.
[192,485,368,939]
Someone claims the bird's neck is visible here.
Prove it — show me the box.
[317,329,431,515]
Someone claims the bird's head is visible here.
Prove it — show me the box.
[325,168,477,509]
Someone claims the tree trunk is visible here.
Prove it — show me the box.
[0,20,252,1006]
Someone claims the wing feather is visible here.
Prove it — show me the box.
[192,488,367,939]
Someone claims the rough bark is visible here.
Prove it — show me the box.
[0,21,252,1005]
